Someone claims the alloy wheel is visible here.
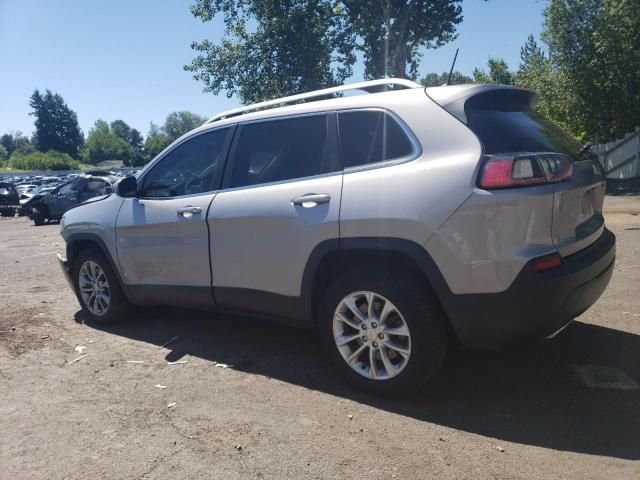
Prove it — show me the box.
[78,260,110,316]
[333,291,412,380]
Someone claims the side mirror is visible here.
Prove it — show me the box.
[116,175,137,198]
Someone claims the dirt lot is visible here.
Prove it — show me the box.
[1,201,639,480]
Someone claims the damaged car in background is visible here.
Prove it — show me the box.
[23,172,117,226]
[0,182,20,217]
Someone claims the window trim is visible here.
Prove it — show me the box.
[136,125,236,200]
[220,111,341,191]
[336,107,422,175]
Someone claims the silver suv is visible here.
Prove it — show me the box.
[58,79,615,396]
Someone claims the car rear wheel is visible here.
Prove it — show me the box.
[72,248,130,324]
[318,267,448,397]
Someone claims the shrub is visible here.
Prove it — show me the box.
[9,150,80,171]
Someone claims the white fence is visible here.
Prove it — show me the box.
[594,127,640,179]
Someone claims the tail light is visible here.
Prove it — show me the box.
[479,154,573,190]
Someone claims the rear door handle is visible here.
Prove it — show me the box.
[176,206,202,216]
[291,193,331,208]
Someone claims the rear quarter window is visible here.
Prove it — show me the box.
[338,111,414,168]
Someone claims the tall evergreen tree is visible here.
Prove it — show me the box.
[29,90,84,157]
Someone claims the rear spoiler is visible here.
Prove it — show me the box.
[425,84,539,124]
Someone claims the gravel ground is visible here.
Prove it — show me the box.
[1,203,639,480]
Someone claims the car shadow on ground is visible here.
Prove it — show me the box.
[77,307,640,460]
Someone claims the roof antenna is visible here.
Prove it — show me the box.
[446,48,459,85]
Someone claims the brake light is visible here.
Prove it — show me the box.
[479,154,573,190]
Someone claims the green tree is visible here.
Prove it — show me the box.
[81,120,132,165]
[344,0,465,79]
[473,57,515,85]
[0,145,8,165]
[110,120,133,144]
[514,35,579,136]
[186,1,484,103]
[1,132,35,156]
[110,120,144,165]
[163,111,207,142]
[128,128,145,166]
[420,71,472,87]
[143,122,171,163]
[542,0,640,139]
[29,90,84,157]
[186,0,356,104]
[0,134,15,156]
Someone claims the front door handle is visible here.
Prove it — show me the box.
[291,193,331,208]
[176,206,202,216]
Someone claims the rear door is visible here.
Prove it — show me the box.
[115,127,233,307]
[208,113,342,309]
[464,97,605,257]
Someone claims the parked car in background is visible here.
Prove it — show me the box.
[25,173,117,225]
[0,182,20,217]
[16,184,39,198]
[18,185,58,216]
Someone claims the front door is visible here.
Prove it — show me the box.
[115,127,233,307]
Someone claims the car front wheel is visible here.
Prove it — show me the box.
[319,267,448,397]
[72,248,130,324]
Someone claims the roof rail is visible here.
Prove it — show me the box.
[205,78,421,124]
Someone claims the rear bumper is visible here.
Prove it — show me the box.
[439,228,616,348]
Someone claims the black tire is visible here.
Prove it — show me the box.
[32,208,45,226]
[72,248,131,325]
[318,267,448,397]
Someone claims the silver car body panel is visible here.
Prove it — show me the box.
[60,193,125,264]
[549,160,606,257]
[115,193,216,287]
[209,174,342,296]
[339,90,482,251]
[426,186,557,294]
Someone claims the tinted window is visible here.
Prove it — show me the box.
[141,129,229,197]
[338,111,414,168]
[466,108,589,162]
[229,115,335,188]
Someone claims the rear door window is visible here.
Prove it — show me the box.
[228,114,338,188]
[338,111,414,168]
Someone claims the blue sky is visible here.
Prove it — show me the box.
[0,0,546,138]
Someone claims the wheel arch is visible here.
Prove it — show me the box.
[65,233,133,302]
[301,238,452,325]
